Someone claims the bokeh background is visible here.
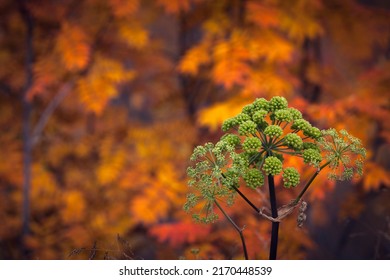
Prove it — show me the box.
[0,0,389,260]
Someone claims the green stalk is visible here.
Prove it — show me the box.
[293,161,331,204]
[215,200,248,260]
[221,173,260,213]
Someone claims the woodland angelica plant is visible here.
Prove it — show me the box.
[184,96,366,260]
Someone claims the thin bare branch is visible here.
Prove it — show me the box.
[215,200,248,260]
[31,82,74,146]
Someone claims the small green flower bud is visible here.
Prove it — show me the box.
[263,156,283,175]
[222,117,237,132]
[238,120,257,136]
[269,96,288,111]
[304,126,322,140]
[282,167,300,188]
[242,104,255,116]
[243,137,262,152]
[264,125,283,138]
[221,134,241,147]
[284,133,303,150]
[235,113,251,124]
[303,148,322,166]
[190,145,207,161]
[291,119,311,132]
[252,98,269,111]
[274,109,293,122]
[243,168,264,189]
[252,109,268,124]
[222,169,239,186]
[288,108,303,120]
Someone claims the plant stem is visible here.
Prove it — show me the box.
[230,184,260,213]
[214,200,248,260]
[221,173,260,213]
[267,174,279,260]
[293,161,331,204]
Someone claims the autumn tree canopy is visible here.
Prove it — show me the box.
[0,0,389,260]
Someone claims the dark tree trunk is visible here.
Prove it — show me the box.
[19,0,34,249]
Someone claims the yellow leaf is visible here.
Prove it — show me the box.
[178,42,210,75]
[119,23,149,49]
[77,56,135,114]
[97,151,126,185]
[198,95,252,131]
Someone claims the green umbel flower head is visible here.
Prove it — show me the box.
[269,96,288,111]
[288,108,302,120]
[304,126,322,140]
[238,120,257,136]
[252,98,269,111]
[185,142,238,223]
[284,133,303,150]
[242,104,255,116]
[221,134,241,147]
[185,96,366,224]
[303,148,322,167]
[243,137,262,153]
[282,167,300,188]
[264,125,283,138]
[274,109,293,122]
[263,156,283,175]
[222,117,237,132]
[243,168,264,189]
[235,113,251,124]
[252,109,268,124]
[318,129,366,180]
[291,119,311,132]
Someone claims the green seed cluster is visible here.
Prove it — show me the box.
[235,113,251,124]
[221,134,241,147]
[190,145,207,161]
[284,133,303,150]
[243,168,264,189]
[319,128,366,180]
[269,96,288,111]
[221,117,237,132]
[304,126,322,140]
[291,119,311,132]
[288,108,302,120]
[252,98,269,111]
[274,109,293,122]
[221,169,240,187]
[252,109,268,124]
[303,148,322,166]
[242,137,262,152]
[264,125,283,138]
[186,97,366,225]
[263,156,283,175]
[238,120,257,136]
[282,167,300,188]
[242,104,255,116]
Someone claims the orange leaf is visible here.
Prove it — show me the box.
[150,222,211,247]
[363,162,390,191]
[56,23,90,71]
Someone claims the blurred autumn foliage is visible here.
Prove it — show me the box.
[0,0,389,260]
